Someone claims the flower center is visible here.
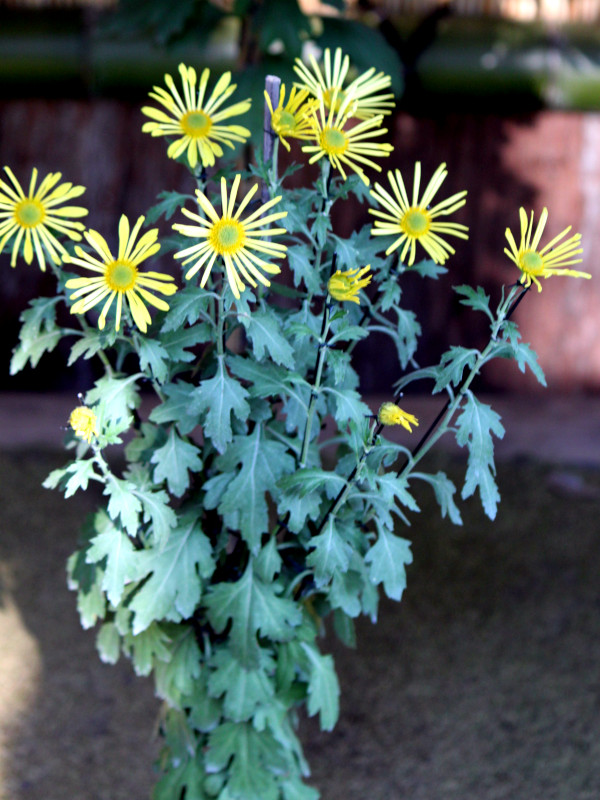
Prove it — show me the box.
[180,110,213,139]
[320,127,348,156]
[401,208,431,238]
[322,88,347,113]
[209,218,245,255]
[106,260,138,292]
[14,199,45,228]
[272,109,296,134]
[520,250,544,275]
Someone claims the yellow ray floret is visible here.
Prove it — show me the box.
[0,166,88,272]
[328,265,372,304]
[294,46,395,120]
[369,162,468,266]
[302,92,393,186]
[377,401,419,432]
[504,207,589,292]
[64,215,177,333]
[265,83,316,151]
[141,63,251,170]
[173,174,288,299]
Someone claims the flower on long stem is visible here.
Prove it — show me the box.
[369,162,468,266]
[141,63,251,170]
[294,47,395,120]
[328,265,372,304]
[173,174,288,299]
[0,166,88,272]
[504,207,589,291]
[302,92,393,185]
[64,215,177,333]
[377,401,419,432]
[265,83,315,151]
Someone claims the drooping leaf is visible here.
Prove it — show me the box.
[150,381,202,435]
[10,296,62,374]
[306,517,353,588]
[205,562,301,668]
[207,648,275,722]
[455,391,505,520]
[151,427,203,497]
[190,355,250,453]
[239,307,295,368]
[364,522,413,601]
[129,515,214,634]
[299,642,340,731]
[85,373,142,426]
[215,427,295,552]
[85,510,140,605]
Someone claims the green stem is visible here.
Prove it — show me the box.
[299,298,332,468]
[216,289,226,356]
[395,283,526,479]
[315,420,377,534]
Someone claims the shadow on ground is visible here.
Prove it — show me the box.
[1,450,600,800]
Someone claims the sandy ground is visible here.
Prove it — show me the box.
[1,394,600,799]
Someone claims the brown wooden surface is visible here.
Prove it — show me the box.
[1,99,598,392]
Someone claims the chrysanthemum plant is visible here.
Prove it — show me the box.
[6,51,590,800]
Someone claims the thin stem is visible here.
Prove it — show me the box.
[315,419,378,534]
[394,283,529,478]
[216,289,226,357]
[299,297,332,468]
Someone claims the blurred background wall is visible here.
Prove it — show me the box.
[1,0,599,393]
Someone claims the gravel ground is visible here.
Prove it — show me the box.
[1,448,600,800]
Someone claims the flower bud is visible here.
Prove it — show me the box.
[377,402,418,432]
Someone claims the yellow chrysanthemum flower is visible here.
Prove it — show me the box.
[265,83,316,151]
[504,207,589,292]
[173,174,288,299]
[64,215,177,333]
[302,93,393,185]
[328,265,372,304]
[293,47,395,120]
[377,401,419,432]
[0,166,88,272]
[369,162,469,266]
[141,63,251,170]
[69,405,98,444]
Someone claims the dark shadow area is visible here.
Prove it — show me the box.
[1,449,600,798]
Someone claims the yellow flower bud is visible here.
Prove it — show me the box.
[69,406,98,443]
[377,402,418,432]
[327,265,372,304]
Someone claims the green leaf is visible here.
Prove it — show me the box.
[151,427,203,497]
[123,622,172,676]
[154,626,202,707]
[455,392,504,520]
[132,485,178,548]
[205,562,301,668]
[306,518,353,588]
[323,387,371,427]
[190,355,250,453]
[206,722,282,800]
[299,642,340,731]
[43,458,99,498]
[413,471,462,525]
[96,622,121,664]
[150,381,201,435]
[161,284,214,332]
[282,778,320,800]
[278,468,346,499]
[287,242,321,294]
[85,373,141,425]
[208,649,274,722]
[10,296,62,374]
[136,336,170,383]
[145,190,194,224]
[104,476,142,537]
[85,511,140,605]
[239,307,295,368]
[454,284,493,319]
[67,329,108,366]
[215,427,295,552]
[365,523,413,601]
[161,326,204,362]
[129,516,214,634]
[411,259,448,279]
[434,346,480,392]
